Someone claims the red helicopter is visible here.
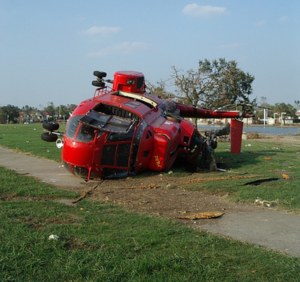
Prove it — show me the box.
[41,70,252,180]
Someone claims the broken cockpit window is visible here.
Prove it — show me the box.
[80,110,135,133]
[66,115,98,142]
[76,124,96,142]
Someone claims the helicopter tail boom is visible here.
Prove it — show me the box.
[176,104,241,119]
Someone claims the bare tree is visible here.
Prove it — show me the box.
[172,58,255,111]
[146,79,175,99]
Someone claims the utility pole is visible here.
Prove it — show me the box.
[263,108,268,126]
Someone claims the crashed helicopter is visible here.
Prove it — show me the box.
[41,70,252,180]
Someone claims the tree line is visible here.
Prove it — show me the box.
[1,58,299,124]
[0,103,77,124]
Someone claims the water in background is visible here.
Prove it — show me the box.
[199,124,300,136]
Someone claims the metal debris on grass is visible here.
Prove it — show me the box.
[254,198,278,208]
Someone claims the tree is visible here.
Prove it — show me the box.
[57,104,77,121]
[172,66,205,107]
[0,108,5,124]
[21,105,40,123]
[146,80,175,99]
[43,102,56,121]
[259,96,270,109]
[273,103,296,118]
[0,105,20,123]
[172,58,255,111]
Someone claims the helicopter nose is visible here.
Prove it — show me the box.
[62,137,95,178]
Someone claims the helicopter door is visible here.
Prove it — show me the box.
[100,140,132,178]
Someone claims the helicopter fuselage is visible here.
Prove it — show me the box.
[42,70,247,180]
[62,87,202,179]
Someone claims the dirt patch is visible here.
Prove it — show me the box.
[79,173,255,226]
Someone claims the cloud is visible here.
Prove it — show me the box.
[84,25,121,35]
[88,41,148,57]
[182,3,227,17]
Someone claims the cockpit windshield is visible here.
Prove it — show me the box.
[66,115,82,138]
[76,124,96,142]
[80,110,136,134]
[66,115,97,143]
[66,104,139,144]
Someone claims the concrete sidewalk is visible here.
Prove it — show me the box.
[0,146,85,189]
[200,209,300,257]
[1,146,300,257]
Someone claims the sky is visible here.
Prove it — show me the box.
[0,0,299,108]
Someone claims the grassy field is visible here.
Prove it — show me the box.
[189,136,300,211]
[1,166,300,281]
[1,123,300,280]
[0,123,63,162]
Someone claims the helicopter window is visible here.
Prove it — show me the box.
[137,77,144,89]
[66,115,82,138]
[105,116,132,132]
[107,126,134,141]
[116,143,131,167]
[101,145,116,165]
[101,143,131,168]
[81,110,135,133]
[76,124,96,142]
[81,111,111,127]
[93,104,138,120]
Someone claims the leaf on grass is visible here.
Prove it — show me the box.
[281,173,290,180]
[264,156,272,160]
[177,211,224,220]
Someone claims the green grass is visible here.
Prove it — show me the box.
[1,166,300,281]
[0,123,63,162]
[196,139,300,211]
[1,124,300,211]
[167,137,300,211]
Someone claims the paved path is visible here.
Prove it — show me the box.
[200,209,300,257]
[0,146,85,189]
[1,146,300,257]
